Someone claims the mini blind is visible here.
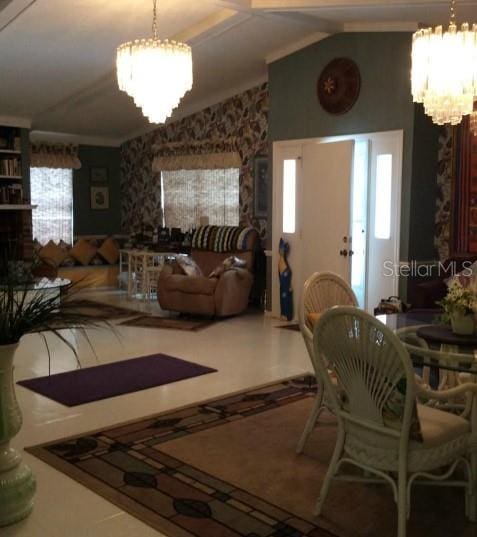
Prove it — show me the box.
[31,167,73,244]
[161,168,239,229]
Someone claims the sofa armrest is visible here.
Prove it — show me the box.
[214,268,253,316]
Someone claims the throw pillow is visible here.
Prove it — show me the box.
[176,255,203,277]
[208,255,247,278]
[60,255,76,267]
[97,237,119,264]
[38,240,67,268]
[306,312,321,330]
[69,238,97,266]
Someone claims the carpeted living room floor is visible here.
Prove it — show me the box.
[6,289,310,537]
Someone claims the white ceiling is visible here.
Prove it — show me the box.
[0,0,476,145]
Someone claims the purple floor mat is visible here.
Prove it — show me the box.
[18,354,217,407]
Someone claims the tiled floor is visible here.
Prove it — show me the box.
[5,290,310,537]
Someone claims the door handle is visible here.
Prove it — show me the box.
[339,249,348,257]
[349,250,354,256]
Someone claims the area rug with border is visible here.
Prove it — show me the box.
[274,323,300,332]
[18,354,217,407]
[27,376,474,537]
[65,299,146,319]
[119,315,217,332]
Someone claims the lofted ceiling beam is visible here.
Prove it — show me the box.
[32,8,250,130]
[267,10,343,32]
[0,0,36,33]
[250,0,476,10]
[175,8,252,47]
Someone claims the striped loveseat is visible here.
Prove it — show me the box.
[157,225,259,317]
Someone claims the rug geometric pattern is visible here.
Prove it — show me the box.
[119,315,216,332]
[27,376,338,537]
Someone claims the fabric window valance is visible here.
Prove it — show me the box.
[152,152,241,171]
[151,138,242,171]
[31,143,82,169]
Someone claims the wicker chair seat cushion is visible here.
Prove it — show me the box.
[344,404,470,472]
[306,312,322,330]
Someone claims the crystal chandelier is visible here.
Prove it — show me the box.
[411,0,477,126]
[116,0,193,124]
[471,97,477,135]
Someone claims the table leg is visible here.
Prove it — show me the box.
[127,253,133,299]
[469,391,477,521]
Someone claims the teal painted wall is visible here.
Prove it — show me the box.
[268,32,440,299]
[269,32,415,261]
[73,145,121,235]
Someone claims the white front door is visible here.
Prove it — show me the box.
[300,140,354,285]
[272,140,354,319]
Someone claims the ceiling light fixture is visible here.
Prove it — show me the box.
[411,0,477,126]
[116,0,193,124]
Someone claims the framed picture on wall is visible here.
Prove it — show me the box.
[90,186,109,210]
[90,166,108,183]
[253,155,268,218]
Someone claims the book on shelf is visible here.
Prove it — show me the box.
[0,158,21,176]
[0,184,23,204]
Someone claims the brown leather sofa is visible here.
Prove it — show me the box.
[157,226,259,317]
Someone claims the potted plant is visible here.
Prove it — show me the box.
[0,259,109,526]
[438,276,477,335]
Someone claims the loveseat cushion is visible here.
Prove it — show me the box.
[163,274,217,295]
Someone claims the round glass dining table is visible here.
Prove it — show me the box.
[378,311,477,375]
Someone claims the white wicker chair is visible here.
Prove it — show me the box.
[312,306,477,537]
[296,272,358,453]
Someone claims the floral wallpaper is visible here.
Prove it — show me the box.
[120,83,269,242]
[434,126,453,260]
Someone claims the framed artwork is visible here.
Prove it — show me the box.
[253,155,268,218]
[90,166,108,183]
[90,186,109,210]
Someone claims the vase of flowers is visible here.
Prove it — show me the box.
[438,276,477,335]
[0,258,108,526]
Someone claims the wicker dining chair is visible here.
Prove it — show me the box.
[296,271,358,453]
[312,306,477,537]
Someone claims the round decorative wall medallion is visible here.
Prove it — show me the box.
[317,58,361,115]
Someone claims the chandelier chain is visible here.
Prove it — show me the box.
[450,0,456,24]
[152,0,158,40]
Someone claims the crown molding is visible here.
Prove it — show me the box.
[0,115,31,128]
[29,130,122,148]
[344,21,419,32]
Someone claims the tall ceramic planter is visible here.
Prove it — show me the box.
[0,343,36,526]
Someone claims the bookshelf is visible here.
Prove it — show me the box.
[0,125,33,260]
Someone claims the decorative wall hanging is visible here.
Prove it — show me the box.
[90,186,110,210]
[317,58,361,115]
[90,167,108,183]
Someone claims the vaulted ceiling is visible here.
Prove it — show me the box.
[1,0,476,145]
